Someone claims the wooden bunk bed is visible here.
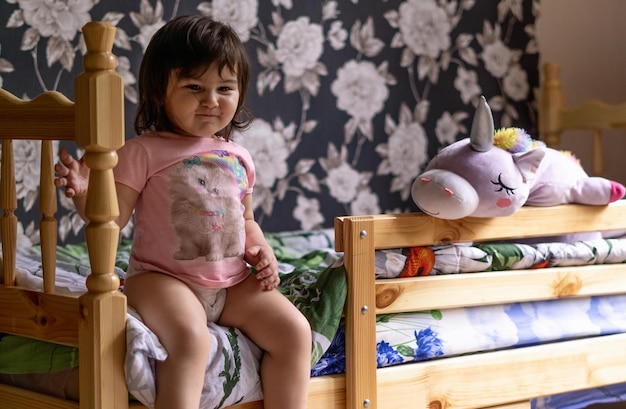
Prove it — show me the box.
[2,22,626,409]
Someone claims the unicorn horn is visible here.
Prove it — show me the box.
[469,95,495,152]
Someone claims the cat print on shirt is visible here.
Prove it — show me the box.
[167,152,246,261]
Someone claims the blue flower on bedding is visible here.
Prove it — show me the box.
[413,328,444,360]
[376,340,404,367]
[310,326,346,377]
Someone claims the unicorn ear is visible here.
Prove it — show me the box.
[469,96,495,152]
[513,146,546,183]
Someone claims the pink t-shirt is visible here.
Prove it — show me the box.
[114,132,255,288]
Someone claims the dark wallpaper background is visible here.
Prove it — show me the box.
[0,0,539,244]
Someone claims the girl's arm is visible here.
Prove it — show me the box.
[115,183,139,228]
[242,193,279,290]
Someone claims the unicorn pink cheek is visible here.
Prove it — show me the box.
[496,197,512,208]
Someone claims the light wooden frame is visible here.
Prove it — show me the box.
[333,202,626,409]
[0,21,127,409]
[2,23,626,409]
[539,61,626,176]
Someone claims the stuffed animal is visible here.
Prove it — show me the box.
[411,96,626,220]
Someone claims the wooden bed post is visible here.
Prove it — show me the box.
[0,139,17,286]
[74,21,127,409]
[40,139,58,292]
[342,217,378,409]
[539,62,565,148]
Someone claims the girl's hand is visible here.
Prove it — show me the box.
[245,245,280,291]
[54,147,89,198]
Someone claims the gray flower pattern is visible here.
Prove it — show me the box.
[0,0,539,243]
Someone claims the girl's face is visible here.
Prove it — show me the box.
[165,63,240,138]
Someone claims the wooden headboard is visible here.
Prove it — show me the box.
[0,21,128,408]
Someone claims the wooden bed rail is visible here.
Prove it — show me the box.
[0,90,75,139]
[0,91,75,292]
[0,21,127,409]
[335,201,626,251]
[335,200,626,409]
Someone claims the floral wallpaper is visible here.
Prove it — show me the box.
[0,0,540,245]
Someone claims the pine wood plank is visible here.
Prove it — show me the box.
[0,286,80,346]
[376,263,626,313]
[40,139,58,293]
[226,375,347,409]
[335,201,626,251]
[560,99,626,130]
[0,383,79,409]
[342,217,378,409]
[74,21,128,409]
[110,374,347,409]
[0,88,75,141]
[375,333,626,409]
[1,139,17,287]
[78,291,127,409]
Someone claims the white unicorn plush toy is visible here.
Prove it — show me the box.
[411,96,625,220]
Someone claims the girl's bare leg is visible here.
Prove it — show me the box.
[124,272,211,409]
[219,274,312,409]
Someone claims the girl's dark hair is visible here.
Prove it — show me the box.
[134,15,251,140]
